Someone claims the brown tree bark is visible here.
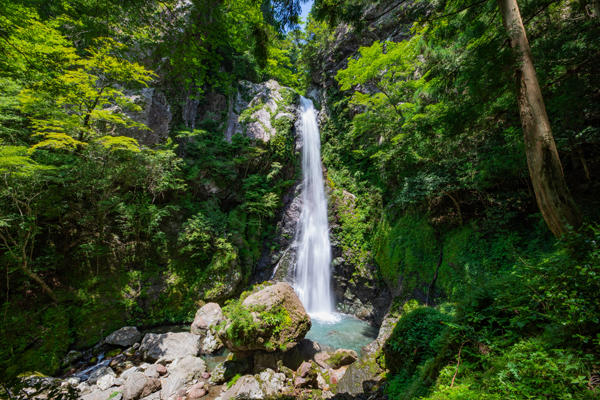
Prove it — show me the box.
[498,0,582,237]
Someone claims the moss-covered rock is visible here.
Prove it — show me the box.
[326,349,358,369]
[217,282,311,353]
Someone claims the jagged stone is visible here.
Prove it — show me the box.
[225,80,297,143]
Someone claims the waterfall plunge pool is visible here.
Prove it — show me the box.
[305,313,378,355]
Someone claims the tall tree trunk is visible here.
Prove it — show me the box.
[498,0,582,237]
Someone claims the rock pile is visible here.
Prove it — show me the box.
[16,281,373,400]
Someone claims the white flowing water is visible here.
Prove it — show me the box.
[295,96,338,322]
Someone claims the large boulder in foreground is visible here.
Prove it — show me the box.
[139,332,201,362]
[217,282,311,353]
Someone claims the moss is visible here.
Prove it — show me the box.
[373,212,438,291]
[220,283,295,351]
[106,348,122,358]
[226,373,242,389]
[279,87,298,108]
[239,103,263,125]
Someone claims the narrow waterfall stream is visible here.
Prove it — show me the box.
[294,96,376,353]
[295,96,337,321]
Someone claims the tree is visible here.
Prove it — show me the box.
[497,0,581,237]
[18,38,155,150]
[0,147,57,302]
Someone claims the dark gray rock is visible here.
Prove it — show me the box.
[105,326,142,347]
[114,88,172,146]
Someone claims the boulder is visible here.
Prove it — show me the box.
[294,361,318,388]
[191,303,224,335]
[97,373,116,391]
[256,369,287,397]
[218,282,311,353]
[215,375,264,400]
[334,354,384,396]
[200,330,223,354]
[105,327,142,347]
[209,357,251,385]
[325,349,358,369]
[88,366,116,385]
[139,332,201,362]
[123,371,157,400]
[160,356,206,400]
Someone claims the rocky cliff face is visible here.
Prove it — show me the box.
[309,0,432,91]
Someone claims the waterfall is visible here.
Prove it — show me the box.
[294,96,338,321]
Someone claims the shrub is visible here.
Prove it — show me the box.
[384,306,451,374]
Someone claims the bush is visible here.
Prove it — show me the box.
[483,339,592,399]
[384,306,451,374]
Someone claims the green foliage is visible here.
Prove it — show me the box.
[385,306,451,374]
[373,213,438,289]
[18,37,154,148]
[484,339,590,399]
[264,29,305,91]
[220,286,293,350]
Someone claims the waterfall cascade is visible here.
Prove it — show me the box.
[294,96,338,322]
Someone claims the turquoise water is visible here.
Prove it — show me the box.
[305,314,378,355]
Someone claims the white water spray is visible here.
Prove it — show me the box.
[295,96,338,322]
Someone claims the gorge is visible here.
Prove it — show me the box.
[1,0,599,399]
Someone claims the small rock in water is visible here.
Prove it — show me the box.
[156,364,168,376]
[201,371,210,379]
[186,383,207,399]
